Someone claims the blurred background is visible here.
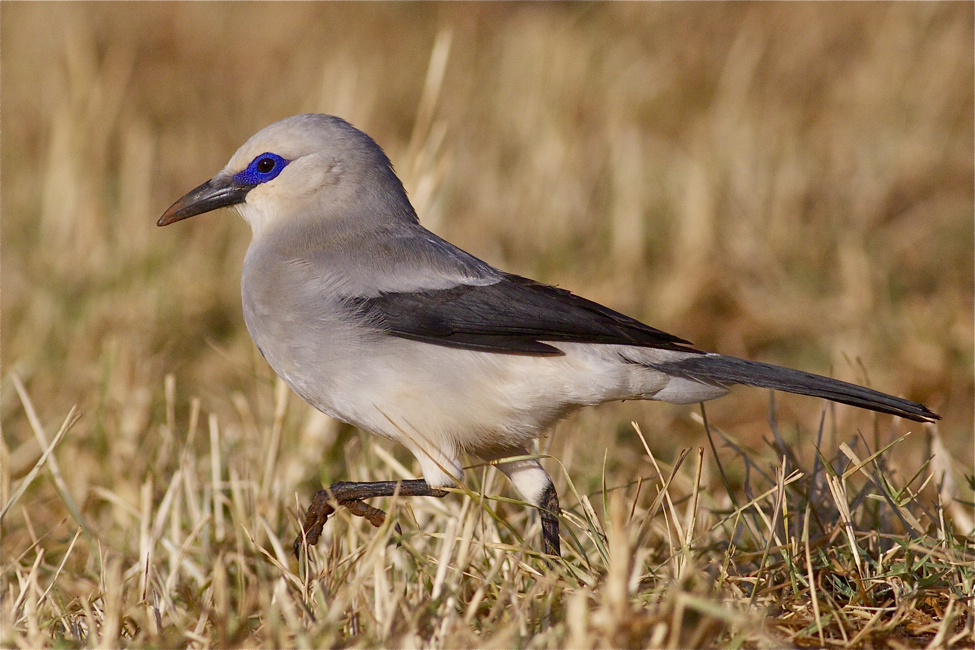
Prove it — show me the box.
[3,4,972,525]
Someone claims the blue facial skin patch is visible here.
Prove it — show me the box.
[234,152,291,186]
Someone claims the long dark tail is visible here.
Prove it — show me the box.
[654,353,939,423]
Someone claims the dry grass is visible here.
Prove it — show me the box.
[2,4,973,648]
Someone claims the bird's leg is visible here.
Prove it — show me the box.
[481,448,562,558]
[294,479,447,557]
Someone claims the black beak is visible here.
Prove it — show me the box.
[157,174,253,226]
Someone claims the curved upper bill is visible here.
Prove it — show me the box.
[157,174,252,226]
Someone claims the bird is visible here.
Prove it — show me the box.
[158,113,939,559]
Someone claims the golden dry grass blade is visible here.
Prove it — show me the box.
[0,405,81,523]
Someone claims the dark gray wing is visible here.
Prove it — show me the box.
[348,274,702,356]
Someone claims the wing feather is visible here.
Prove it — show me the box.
[348,274,701,356]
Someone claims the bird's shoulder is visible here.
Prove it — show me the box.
[246,221,497,294]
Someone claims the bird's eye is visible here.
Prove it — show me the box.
[234,152,290,186]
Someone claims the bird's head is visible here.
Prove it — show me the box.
[158,114,414,237]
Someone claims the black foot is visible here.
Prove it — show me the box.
[539,482,561,557]
[293,479,447,558]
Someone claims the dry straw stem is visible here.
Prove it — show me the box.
[3,3,973,648]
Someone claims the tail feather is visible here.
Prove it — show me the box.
[653,353,939,423]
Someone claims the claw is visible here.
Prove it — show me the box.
[293,489,336,558]
[292,480,446,558]
[294,491,393,558]
[343,500,388,528]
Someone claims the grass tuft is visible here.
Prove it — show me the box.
[3,376,972,647]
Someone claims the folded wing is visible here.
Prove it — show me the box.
[348,274,702,355]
